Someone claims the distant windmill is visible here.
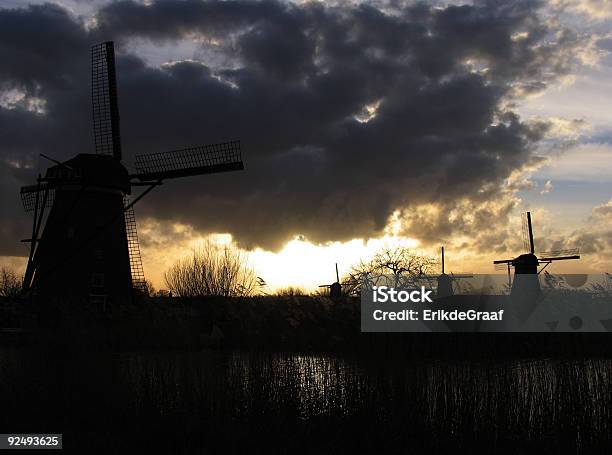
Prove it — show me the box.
[434,247,473,298]
[318,263,349,301]
[19,42,244,303]
[493,212,580,297]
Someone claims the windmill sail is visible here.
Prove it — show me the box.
[20,183,56,212]
[520,212,535,254]
[132,140,243,181]
[538,248,580,259]
[124,196,147,292]
[92,41,122,160]
[521,213,530,253]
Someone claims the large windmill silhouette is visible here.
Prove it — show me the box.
[19,42,244,303]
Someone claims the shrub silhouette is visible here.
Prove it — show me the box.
[0,267,21,298]
[164,241,259,297]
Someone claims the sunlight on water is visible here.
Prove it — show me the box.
[111,350,612,439]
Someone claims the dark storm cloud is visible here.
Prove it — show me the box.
[0,0,582,254]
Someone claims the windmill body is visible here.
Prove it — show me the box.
[508,253,541,307]
[31,154,132,300]
[20,42,244,303]
[437,273,454,298]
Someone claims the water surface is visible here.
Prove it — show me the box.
[1,348,610,453]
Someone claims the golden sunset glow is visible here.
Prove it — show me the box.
[137,227,597,294]
[140,228,421,292]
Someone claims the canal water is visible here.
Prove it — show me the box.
[1,348,610,453]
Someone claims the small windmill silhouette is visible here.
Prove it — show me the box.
[20,42,244,303]
[319,263,344,301]
[434,247,473,297]
[493,212,580,298]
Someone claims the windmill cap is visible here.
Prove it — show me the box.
[45,153,131,193]
[437,274,453,286]
[512,253,538,266]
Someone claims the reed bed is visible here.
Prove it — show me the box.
[1,346,611,453]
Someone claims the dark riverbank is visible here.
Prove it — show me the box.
[2,295,612,358]
[3,297,612,453]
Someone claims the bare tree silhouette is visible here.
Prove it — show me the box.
[164,241,259,297]
[343,246,438,296]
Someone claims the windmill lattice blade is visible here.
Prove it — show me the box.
[539,255,580,262]
[132,140,243,181]
[494,263,510,271]
[526,212,535,253]
[538,248,580,258]
[124,196,147,292]
[521,213,530,253]
[92,41,122,160]
[20,184,55,212]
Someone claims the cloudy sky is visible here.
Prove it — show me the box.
[1,0,611,290]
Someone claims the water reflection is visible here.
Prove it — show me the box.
[117,351,612,437]
[1,348,611,452]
